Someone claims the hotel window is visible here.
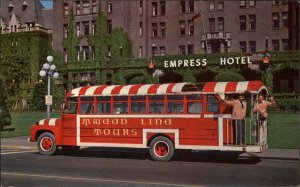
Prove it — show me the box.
[75,1,80,15]
[139,22,143,37]
[83,0,90,14]
[107,2,112,14]
[92,0,97,13]
[240,0,246,8]
[179,45,186,55]
[63,24,68,38]
[188,44,194,54]
[249,15,256,31]
[63,48,67,62]
[160,22,166,37]
[152,23,158,37]
[180,1,185,13]
[152,2,158,16]
[240,41,246,53]
[188,20,194,35]
[249,0,256,7]
[83,22,89,35]
[83,46,90,60]
[91,46,95,59]
[188,1,194,13]
[240,15,246,31]
[282,12,288,28]
[179,20,185,35]
[92,21,95,35]
[272,13,280,29]
[152,47,158,57]
[217,1,224,10]
[249,41,256,52]
[218,17,224,31]
[282,0,288,5]
[139,1,143,16]
[209,18,215,32]
[282,39,288,51]
[76,46,80,60]
[272,0,280,5]
[76,22,80,36]
[272,39,280,51]
[160,1,166,15]
[63,3,68,17]
[160,46,166,56]
[209,1,215,11]
[139,46,143,58]
[108,20,112,34]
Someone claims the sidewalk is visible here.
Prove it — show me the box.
[1,136,299,160]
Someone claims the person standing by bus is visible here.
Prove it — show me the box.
[224,95,247,145]
[254,94,276,146]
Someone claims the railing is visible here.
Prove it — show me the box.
[201,32,231,40]
[223,117,267,147]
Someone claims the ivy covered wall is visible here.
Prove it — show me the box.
[0,31,52,111]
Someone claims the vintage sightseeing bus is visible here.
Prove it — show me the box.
[30,81,268,161]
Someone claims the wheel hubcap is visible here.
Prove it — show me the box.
[154,141,169,157]
[40,137,53,151]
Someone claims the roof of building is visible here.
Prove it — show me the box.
[42,9,52,29]
[0,0,44,25]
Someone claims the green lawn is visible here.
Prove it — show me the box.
[0,113,60,138]
[1,112,299,149]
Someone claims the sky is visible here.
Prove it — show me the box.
[40,0,53,9]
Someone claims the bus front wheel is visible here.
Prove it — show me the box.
[149,136,174,161]
[37,132,57,155]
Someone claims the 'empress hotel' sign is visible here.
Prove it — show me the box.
[163,56,253,68]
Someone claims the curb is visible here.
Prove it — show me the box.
[239,155,299,161]
[1,145,38,151]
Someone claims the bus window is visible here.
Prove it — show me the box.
[167,95,184,113]
[96,96,111,114]
[80,97,94,114]
[113,96,128,114]
[207,95,219,112]
[64,97,78,114]
[131,96,146,113]
[149,95,164,113]
[187,94,202,114]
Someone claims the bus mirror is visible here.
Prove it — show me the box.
[35,121,39,125]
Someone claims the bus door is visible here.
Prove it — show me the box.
[61,96,79,145]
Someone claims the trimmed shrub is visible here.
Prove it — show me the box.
[214,71,245,82]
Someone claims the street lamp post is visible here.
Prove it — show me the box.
[39,56,59,119]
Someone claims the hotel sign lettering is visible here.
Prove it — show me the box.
[163,56,253,68]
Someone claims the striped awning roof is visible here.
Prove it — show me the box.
[203,81,268,94]
[67,82,198,97]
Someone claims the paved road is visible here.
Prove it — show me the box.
[1,148,299,186]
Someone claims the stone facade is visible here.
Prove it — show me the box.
[52,0,292,59]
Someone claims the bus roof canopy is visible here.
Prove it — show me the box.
[202,80,268,94]
[67,82,198,97]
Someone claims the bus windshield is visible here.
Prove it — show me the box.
[64,97,78,114]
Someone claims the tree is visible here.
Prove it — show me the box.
[0,78,12,130]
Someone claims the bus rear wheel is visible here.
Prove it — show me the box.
[149,136,174,161]
[37,132,57,155]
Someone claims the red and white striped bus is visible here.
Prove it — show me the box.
[30,81,268,161]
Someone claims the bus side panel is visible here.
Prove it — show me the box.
[61,114,77,146]
[178,118,219,146]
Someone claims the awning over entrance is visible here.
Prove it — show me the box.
[67,82,198,97]
[202,81,268,94]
